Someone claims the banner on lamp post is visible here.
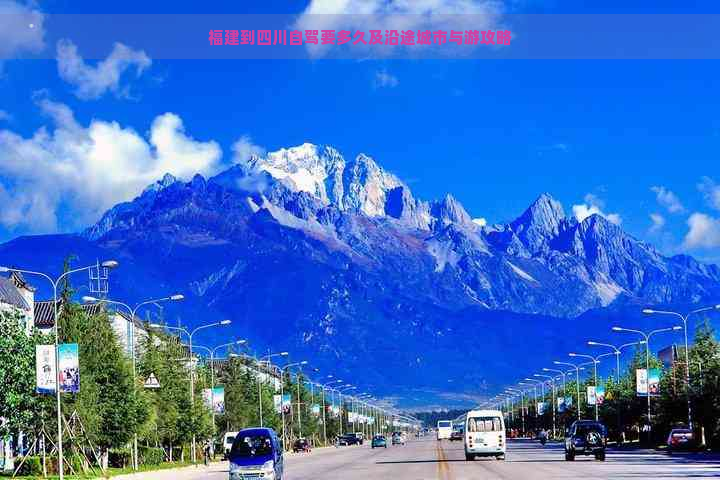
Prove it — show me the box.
[648,368,660,397]
[596,385,606,405]
[58,343,79,393]
[36,345,56,394]
[557,396,566,413]
[587,386,597,406]
[636,369,648,396]
[212,387,225,413]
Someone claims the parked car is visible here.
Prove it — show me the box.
[391,433,405,445]
[336,435,351,447]
[223,431,239,459]
[450,425,464,442]
[228,427,284,480]
[564,421,607,461]
[667,428,695,451]
[371,435,388,449]
[293,438,311,453]
[342,433,363,445]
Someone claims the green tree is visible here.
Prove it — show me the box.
[0,311,51,439]
[59,303,147,466]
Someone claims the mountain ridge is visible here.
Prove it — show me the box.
[3,142,719,406]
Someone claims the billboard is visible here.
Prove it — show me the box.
[587,386,597,406]
[648,368,660,396]
[58,343,79,393]
[212,387,225,413]
[596,385,605,405]
[636,369,648,396]
[36,345,56,394]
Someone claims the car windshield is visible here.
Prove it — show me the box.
[575,425,603,436]
[230,434,273,458]
[467,417,502,432]
[438,421,451,428]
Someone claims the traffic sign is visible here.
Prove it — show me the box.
[144,373,160,389]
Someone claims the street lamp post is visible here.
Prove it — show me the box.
[543,368,566,391]
[554,361,583,421]
[643,306,720,431]
[534,374,556,438]
[279,361,307,449]
[321,378,343,445]
[568,353,601,421]
[507,389,525,434]
[257,352,289,427]
[192,339,246,456]
[2,261,119,480]
[149,319,231,462]
[337,385,356,433]
[82,293,184,470]
[587,340,646,383]
[612,325,682,434]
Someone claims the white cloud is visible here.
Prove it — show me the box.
[698,177,720,211]
[650,185,685,214]
[0,1,45,65]
[294,0,503,58]
[572,193,622,225]
[648,213,665,233]
[683,213,720,249]
[472,217,487,227]
[56,39,151,100]
[232,135,266,163]
[374,69,399,88]
[0,96,223,233]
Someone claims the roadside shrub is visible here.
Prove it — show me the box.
[108,448,132,468]
[17,455,43,476]
[139,446,165,466]
[67,452,85,474]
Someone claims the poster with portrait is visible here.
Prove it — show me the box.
[58,343,79,393]
[587,386,597,406]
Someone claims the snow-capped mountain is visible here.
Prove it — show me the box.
[3,143,719,405]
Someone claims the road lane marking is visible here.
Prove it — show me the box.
[436,441,453,480]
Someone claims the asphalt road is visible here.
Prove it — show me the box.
[118,437,720,479]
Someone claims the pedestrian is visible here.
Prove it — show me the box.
[203,440,211,466]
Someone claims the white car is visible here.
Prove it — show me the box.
[223,431,239,459]
[464,410,505,460]
[437,420,452,440]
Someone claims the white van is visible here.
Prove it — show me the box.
[464,410,506,460]
[437,420,452,440]
[223,431,239,459]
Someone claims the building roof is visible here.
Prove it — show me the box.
[10,271,36,292]
[34,299,62,329]
[0,276,31,310]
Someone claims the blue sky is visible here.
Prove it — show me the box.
[1,0,720,262]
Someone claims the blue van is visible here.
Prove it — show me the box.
[228,427,284,480]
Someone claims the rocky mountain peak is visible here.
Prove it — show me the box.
[510,193,567,252]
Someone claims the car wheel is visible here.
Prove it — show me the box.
[465,453,474,461]
[565,451,575,461]
[595,451,606,461]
